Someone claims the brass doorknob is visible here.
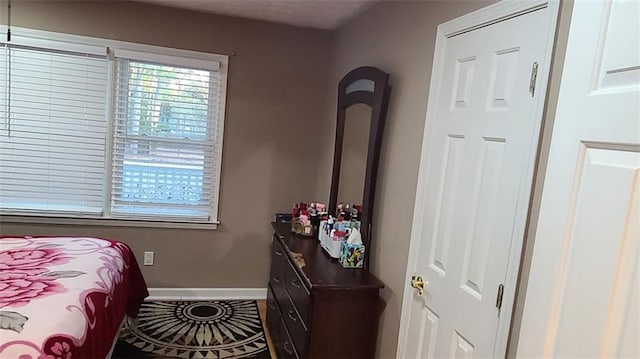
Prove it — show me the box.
[411,275,426,295]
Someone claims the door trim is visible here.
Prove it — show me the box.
[396,1,560,357]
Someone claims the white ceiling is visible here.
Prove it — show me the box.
[136,0,376,29]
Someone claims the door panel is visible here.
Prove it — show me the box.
[428,135,465,277]
[460,138,505,300]
[452,57,476,111]
[405,307,439,358]
[518,0,639,357]
[450,331,474,357]
[487,48,519,110]
[595,0,639,90]
[553,147,639,357]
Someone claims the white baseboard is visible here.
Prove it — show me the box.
[147,287,267,301]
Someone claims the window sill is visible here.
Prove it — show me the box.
[0,215,219,230]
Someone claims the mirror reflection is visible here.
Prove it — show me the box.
[337,103,372,207]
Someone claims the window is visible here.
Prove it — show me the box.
[0,30,227,226]
[110,50,223,222]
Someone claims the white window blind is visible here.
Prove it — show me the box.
[0,42,109,215]
[110,51,222,222]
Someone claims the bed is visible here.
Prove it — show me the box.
[0,236,148,359]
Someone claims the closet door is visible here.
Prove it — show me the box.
[517,0,639,357]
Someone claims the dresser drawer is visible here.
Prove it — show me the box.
[277,318,299,359]
[270,236,287,284]
[270,239,289,305]
[282,293,308,356]
[285,260,310,325]
[266,285,281,345]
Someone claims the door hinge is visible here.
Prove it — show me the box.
[496,284,505,311]
[529,62,539,97]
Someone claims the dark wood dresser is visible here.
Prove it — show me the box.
[267,222,384,359]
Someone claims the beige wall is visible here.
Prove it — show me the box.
[315,1,495,357]
[0,1,333,288]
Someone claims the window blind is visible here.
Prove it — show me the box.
[110,53,221,222]
[0,43,109,215]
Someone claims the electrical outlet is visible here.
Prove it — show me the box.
[143,251,154,266]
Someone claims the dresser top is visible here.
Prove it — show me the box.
[272,222,385,290]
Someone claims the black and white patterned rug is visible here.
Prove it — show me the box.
[112,300,271,359]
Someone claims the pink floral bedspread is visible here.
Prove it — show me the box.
[0,236,148,359]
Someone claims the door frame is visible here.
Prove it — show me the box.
[396,1,560,357]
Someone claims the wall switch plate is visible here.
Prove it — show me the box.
[143,251,154,266]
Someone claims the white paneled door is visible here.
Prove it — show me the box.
[517,0,640,357]
[398,2,557,358]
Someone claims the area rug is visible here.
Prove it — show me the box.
[112,300,271,359]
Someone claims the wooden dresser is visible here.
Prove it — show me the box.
[267,222,384,359]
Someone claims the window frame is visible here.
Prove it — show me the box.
[0,26,228,229]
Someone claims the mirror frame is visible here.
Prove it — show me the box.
[329,66,391,269]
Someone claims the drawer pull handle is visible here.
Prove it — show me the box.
[288,310,298,322]
[283,341,294,355]
[274,249,283,256]
[291,279,301,289]
[273,275,281,283]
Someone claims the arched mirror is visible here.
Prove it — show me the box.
[329,66,391,269]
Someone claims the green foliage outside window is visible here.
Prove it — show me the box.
[126,62,210,141]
